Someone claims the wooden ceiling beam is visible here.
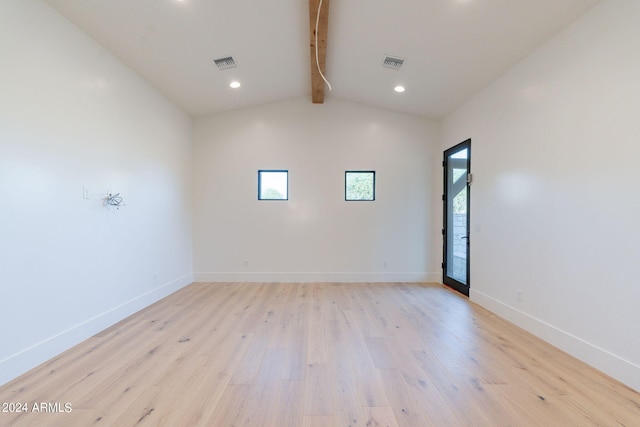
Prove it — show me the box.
[309,0,330,104]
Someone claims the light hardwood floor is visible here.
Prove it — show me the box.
[1,282,638,426]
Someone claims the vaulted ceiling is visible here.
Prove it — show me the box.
[45,0,600,119]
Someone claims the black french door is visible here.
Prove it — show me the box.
[443,139,471,296]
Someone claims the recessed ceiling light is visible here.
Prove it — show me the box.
[229,81,241,89]
[394,85,405,93]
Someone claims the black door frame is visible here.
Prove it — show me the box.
[442,139,471,296]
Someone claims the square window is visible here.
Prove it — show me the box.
[258,170,288,200]
[345,171,375,201]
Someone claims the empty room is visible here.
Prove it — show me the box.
[1,0,639,425]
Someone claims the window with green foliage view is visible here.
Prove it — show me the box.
[258,170,288,200]
[345,171,375,201]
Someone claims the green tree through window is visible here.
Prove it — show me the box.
[258,170,288,200]
[345,171,375,201]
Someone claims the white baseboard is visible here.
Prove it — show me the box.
[0,273,193,387]
[470,289,640,392]
[193,271,440,283]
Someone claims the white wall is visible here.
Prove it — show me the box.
[0,0,193,386]
[442,0,640,391]
[193,97,440,283]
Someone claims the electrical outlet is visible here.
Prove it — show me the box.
[83,186,90,199]
[383,260,388,268]
[516,289,523,302]
[243,260,249,268]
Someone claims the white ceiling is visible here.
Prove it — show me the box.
[45,0,600,119]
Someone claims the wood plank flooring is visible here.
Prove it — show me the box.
[1,282,638,426]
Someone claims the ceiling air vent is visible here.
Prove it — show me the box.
[382,55,406,70]
[213,56,237,70]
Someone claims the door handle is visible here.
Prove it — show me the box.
[460,236,469,240]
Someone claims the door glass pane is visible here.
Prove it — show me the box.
[258,170,288,200]
[345,171,375,201]
[447,148,468,284]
